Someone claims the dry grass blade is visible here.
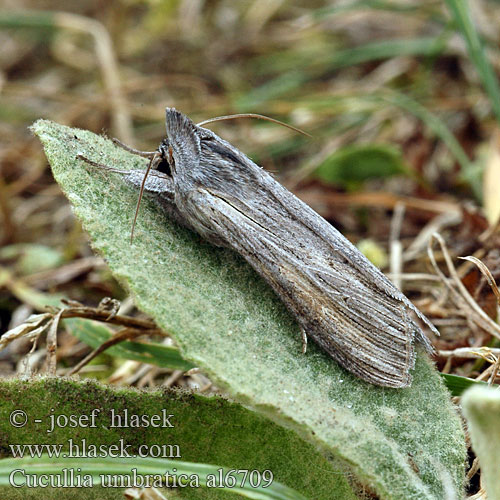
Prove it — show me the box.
[438,347,500,361]
[0,313,52,350]
[44,308,62,375]
[295,190,461,216]
[52,12,133,143]
[466,457,480,482]
[428,233,500,339]
[404,211,462,262]
[479,218,500,243]
[458,255,500,306]
[389,202,405,290]
[488,355,500,386]
[124,486,168,500]
[24,256,104,288]
[0,304,165,364]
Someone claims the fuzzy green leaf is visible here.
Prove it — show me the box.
[462,386,500,500]
[0,378,346,500]
[32,119,466,499]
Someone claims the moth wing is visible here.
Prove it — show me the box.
[187,187,420,387]
[265,180,440,346]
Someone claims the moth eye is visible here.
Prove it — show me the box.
[155,157,172,176]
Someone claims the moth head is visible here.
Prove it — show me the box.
[128,136,177,242]
[155,138,174,177]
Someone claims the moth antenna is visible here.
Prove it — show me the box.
[197,113,312,138]
[112,138,156,158]
[76,154,129,174]
[130,152,158,243]
[76,154,167,178]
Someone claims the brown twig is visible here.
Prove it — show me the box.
[56,302,162,332]
[67,327,149,376]
[45,309,63,375]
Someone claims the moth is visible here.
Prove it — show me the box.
[78,108,438,388]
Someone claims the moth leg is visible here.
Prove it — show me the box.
[301,328,308,354]
[112,138,156,158]
[75,154,130,175]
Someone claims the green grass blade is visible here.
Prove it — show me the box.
[364,92,472,172]
[0,10,56,29]
[65,318,194,371]
[311,0,422,19]
[239,36,447,109]
[445,0,500,124]
[441,373,489,397]
[0,456,307,499]
[292,92,472,187]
